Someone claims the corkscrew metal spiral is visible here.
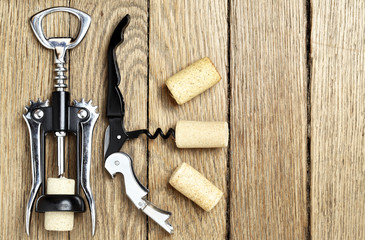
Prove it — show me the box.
[127,128,175,140]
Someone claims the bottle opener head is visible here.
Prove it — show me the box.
[30,7,91,59]
[30,7,91,91]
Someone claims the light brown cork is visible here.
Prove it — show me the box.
[44,178,75,231]
[175,120,229,148]
[166,57,221,105]
[169,163,223,211]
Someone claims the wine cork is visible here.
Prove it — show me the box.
[175,120,228,148]
[44,178,75,231]
[166,57,221,105]
[169,163,223,211]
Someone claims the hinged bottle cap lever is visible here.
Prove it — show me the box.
[105,153,174,234]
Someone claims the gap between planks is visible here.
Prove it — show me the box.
[306,0,312,239]
[226,0,232,239]
[146,0,151,239]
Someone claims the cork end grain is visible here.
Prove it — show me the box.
[169,163,223,211]
[166,57,221,105]
[44,212,74,231]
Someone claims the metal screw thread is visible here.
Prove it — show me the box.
[54,60,67,91]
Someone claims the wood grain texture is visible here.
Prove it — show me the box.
[148,0,228,239]
[311,1,365,239]
[230,0,308,239]
[3,0,365,239]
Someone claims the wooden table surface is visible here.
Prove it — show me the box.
[1,0,364,239]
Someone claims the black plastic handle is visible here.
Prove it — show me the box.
[106,15,131,117]
[36,194,86,212]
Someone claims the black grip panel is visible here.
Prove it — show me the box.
[106,15,130,117]
[52,91,70,131]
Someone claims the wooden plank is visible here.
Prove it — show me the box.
[69,1,148,239]
[230,0,308,239]
[0,1,70,240]
[311,1,365,239]
[148,0,228,239]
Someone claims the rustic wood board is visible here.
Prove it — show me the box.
[230,0,308,239]
[2,0,365,239]
[311,0,365,239]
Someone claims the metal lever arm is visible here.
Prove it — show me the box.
[23,100,49,235]
[105,153,173,234]
[75,100,99,236]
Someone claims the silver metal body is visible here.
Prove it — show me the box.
[75,99,98,235]
[25,7,97,236]
[23,99,49,236]
[104,150,174,234]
